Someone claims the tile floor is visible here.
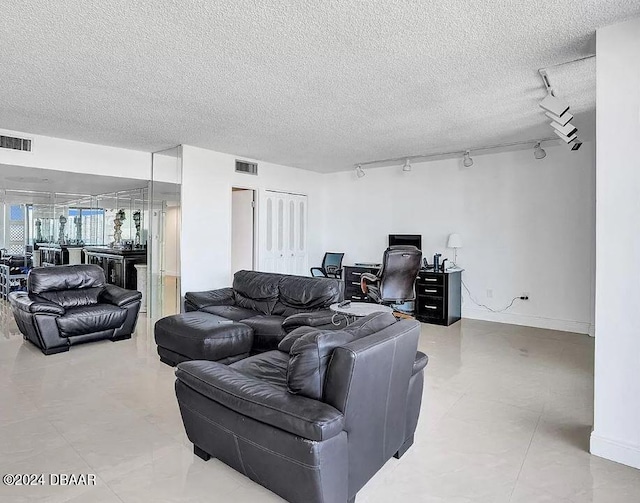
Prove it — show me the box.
[1,302,639,502]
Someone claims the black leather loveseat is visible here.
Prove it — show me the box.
[183,270,344,352]
[175,312,428,503]
[9,264,142,355]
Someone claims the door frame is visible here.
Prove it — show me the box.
[230,186,257,274]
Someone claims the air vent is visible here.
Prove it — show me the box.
[235,159,258,175]
[0,135,32,152]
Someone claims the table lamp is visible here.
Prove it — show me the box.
[447,233,462,267]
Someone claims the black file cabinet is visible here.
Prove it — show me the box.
[343,265,379,303]
[415,270,462,326]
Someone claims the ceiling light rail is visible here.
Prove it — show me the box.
[354,137,558,170]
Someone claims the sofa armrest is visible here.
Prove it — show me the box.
[184,288,235,311]
[282,309,336,332]
[360,272,378,293]
[413,351,429,376]
[9,292,65,316]
[176,361,344,441]
[99,284,142,307]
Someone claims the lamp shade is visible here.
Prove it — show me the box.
[447,233,462,249]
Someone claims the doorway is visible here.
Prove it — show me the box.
[231,188,255,274]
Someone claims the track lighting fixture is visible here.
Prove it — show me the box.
[402,159,412,172]
[533,142,546,160]
[463,150,473,168]
[539,93,570,117]
[355,164,365,178]
[538,69,579,149]
[554,129,578,144]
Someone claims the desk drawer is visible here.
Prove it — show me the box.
[416,284,444,297]
[417,273,444,286]
[417,296,444,318]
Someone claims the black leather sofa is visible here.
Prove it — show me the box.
[9,264,142,355]
[183,270,344,352]
[175,312,428,503]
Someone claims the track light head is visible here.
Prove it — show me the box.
[355,164,365,178]
[463,150,473,168]
[539,93,570,117]
[571,140,583,151]
[402,159,412,172]
[534,142,546,160]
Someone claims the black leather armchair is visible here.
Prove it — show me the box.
[9,264,142,355]
[361,245,422,304]
[175,312,427,503]
[310,252,345,279]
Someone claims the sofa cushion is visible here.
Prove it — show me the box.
[201,305,260,321]
[342,311,397,338]
[231,350,290,387]
[278,326,319,353]
[233,270,281,315]
[240,315,287,352]
[287,329,355,400]
[57,304,127,337]
[39,287,103,308]
[273,275,343,316]
[29,264,105,294]
[285,312,399,400]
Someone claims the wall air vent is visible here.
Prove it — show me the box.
[235,159,258,175]
[0,135,32,152]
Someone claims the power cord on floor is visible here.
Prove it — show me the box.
[461,280,521,313]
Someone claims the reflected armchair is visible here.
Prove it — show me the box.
[361,246,422,305]
[310,252,344,279]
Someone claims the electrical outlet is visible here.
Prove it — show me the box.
[486,289,493,299]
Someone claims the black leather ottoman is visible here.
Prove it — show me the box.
[154,312,253,367]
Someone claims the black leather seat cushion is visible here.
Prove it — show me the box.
[201,305,260,321]
[231,350,289,387]
[240,315,287,352]
[273,275,343,317]
[155,312,253,362]
[29,264,105,294]
[232,271,281,314]
[57,304,127,337]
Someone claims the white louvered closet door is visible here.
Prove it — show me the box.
[258,190,307,275]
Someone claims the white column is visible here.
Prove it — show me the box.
[591,16,640,469]
[134,264,147,313]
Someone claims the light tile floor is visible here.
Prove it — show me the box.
[1,302,639,502]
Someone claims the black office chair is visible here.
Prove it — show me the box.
[361,246,422,304]
[310,252,345,279]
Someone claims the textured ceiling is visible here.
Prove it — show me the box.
[0,1,639,173]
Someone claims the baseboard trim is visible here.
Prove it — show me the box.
[590,432,640,469]
[462,308,591,334]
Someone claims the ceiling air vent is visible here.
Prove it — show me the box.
[235,159,258,175]
[0,135,32,152]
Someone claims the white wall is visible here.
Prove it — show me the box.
[591,17,640,470]
[0,128,150,179]
[322,143,596,333]
[180,146,325,295]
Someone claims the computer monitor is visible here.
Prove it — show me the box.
[388,234,422,250]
